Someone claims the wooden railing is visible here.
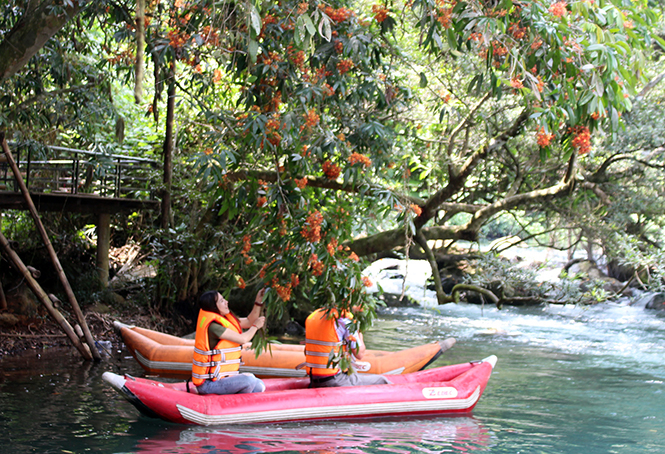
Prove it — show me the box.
[0,143,159,200]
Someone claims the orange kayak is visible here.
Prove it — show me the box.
[113,321,455,379]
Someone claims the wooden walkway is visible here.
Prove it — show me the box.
[0,143,159,213]
[0,142,160,288]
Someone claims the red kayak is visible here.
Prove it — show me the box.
[102,355,496,425]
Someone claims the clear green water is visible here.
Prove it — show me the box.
[1,301,664,453]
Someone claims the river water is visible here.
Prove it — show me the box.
[2,271,665,453]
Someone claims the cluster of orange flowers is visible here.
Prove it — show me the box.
[571,125,591,155]
[508,23,527,40]
[302,108,320,130]
[337,58,354,75]
[237,277,246,289]
[301,210,324,243]
[410,204,422,216]
[319,5,354,22]
[308,253,325,276]
[531,38,543,51]
[288,46,306,72]
[322,83,335,97]
[167,30,190,49]
[371,4,389,22]
[362,276,373,287]
[334,40,344,54]
[296,2,309,15]
[295,177,308,189]
[265,115,282,147]
[492,42,509,57]
[241,235,253,264]
[549,1,568,17]
[257,196,267,207]
[435,6,453,29]
[348,152,372,168]
[327,238,339,256]
[348,251,360,262]
[322,160,341,179]
[536,127,555,148]
[271,275,299,302]
[510,77,524,89]
[107,48,135,66]
[199,26,221,47]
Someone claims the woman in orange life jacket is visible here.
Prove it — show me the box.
[304,307,391,388]
[192,288,266,395]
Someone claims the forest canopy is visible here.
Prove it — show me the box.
[2,0,665,340]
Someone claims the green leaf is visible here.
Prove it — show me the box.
[419,72,428,88]
[318,16,332,41]
[248,39,259,63]
[249,4,262,36]
[304,14,317,36]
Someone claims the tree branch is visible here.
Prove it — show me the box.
[0,1,89,83]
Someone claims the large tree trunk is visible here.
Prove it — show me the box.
[161,67,175,229]
[0,0,88,83]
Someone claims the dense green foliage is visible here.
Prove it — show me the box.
[2,0,665,347]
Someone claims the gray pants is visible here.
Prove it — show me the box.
[310,372,391,388]
[196,373,265,395]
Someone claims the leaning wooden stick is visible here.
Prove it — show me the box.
[0,230,92,360]
[0,134,100,360]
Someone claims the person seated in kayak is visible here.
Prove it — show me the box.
[192,289,266,394]
[303,307,391,388]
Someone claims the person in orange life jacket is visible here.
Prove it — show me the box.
[304,307,391,388]
[192,288,267,395]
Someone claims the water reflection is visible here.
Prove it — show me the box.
[131,417,492,453]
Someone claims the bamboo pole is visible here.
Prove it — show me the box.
[0,230,92,359]
[0,134,101,360]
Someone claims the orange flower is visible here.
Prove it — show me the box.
[348,252,360,262]
[510,77,524,89]
[308,254,325,276]
[257,196,267,207]
[362,276,373,287]
[337,58,354,74]
[410,204,422,216]
[571,125,591,155]
[295,177,308,189]
[241,235,251,254]
[322,160,341,179]
[327,238,338,256]
[348,152,372,168]
[549,1,567,18]
[371,4,389,22]
[301,210,324,243]
[536,127,554,147]
[237,277,246,289]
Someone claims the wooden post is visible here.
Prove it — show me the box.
[0,211,5,311]
[96,212,110,287]
[0,265,7,311]
[1,135,101,360]
[0,230,92,360]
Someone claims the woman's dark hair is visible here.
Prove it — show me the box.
[199,291,220,313]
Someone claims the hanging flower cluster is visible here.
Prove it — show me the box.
[348,152,372,168]
[322,160,341,179]
[536,127,555,148]
[371,4,389,22]
[301,210,324,243]
[308,253,325,276]
[571,125,591,155]
[549,1,568,18]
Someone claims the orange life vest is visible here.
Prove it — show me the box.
[192,310,243,386]
[304,308,352,377]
